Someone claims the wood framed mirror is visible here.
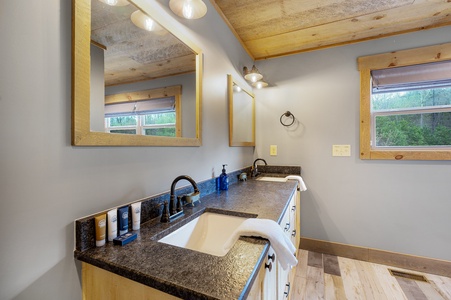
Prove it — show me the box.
[72,0,202,146]
[228,75,255,147]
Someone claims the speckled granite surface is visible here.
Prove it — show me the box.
[74,172,299,300]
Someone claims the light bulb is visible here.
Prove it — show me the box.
[252,81,268,89]
[183,0,194,19]
[99,0,129,6]
[131,10,163,32]
[169,0,207,19]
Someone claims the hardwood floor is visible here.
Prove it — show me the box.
[291,250,451,300]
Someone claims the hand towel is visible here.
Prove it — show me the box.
[285,175,307,191]
[223,218,298,270]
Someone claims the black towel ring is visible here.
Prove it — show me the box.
[280,111,295,127]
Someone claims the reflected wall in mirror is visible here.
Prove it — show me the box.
[228,75,255,147]
[72,0,202,146]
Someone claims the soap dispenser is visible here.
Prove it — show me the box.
[219,164,229,190]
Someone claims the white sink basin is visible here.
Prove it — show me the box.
[158,212,250,256]
[256,176,287,182]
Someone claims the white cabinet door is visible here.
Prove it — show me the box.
[262,247,277,300]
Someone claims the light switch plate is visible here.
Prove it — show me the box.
[332,145,351,157]
[270,145,278,156]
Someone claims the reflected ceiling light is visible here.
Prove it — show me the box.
[169,0,207,19]
[243,65,263,83]
[131,10,163,32]
[252,81,268,89]
[98,0,129,6]
[233,83,242,92]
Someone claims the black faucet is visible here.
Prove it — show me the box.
[251,158,267,177]
[160,175,200,223]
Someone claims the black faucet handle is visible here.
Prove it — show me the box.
[160,201,170,223]
[176,195,183,212]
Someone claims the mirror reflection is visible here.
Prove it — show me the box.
[228,75,255,147]
[72,0,202,146]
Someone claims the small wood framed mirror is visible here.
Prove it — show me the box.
[228,75,255,147]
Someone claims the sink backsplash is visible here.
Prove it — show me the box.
[75,166,252,252]
[74,165,301,252]
[257,165,301,176]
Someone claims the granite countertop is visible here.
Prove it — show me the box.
[74,178,298,300]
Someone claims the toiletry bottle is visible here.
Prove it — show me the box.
[117,206,129,235]
[219,164,229,190]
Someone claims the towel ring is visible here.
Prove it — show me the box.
[280,111,295,127]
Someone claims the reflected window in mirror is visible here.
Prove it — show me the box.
[228,75,255,147]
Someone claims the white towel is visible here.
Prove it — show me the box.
[285,175,307,191]
[223,218,298,270]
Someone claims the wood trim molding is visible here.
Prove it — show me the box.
[300,237,451,278]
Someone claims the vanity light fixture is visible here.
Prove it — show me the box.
[169,0,207,19]
[98,0,129,6]
[252,81,268,89]
[233,83,242,92]
[243,65,263,83]
[131,10,164,32]
[243,65,268,88]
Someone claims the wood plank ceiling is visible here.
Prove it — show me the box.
[210,0,451,60]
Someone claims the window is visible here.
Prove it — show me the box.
[358,42,451,160]
[104,86,182,138]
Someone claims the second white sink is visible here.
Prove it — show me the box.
[158,212,250,256]
[256,176,287,182]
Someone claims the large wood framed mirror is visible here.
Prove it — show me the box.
[228,75,255,147]
[72,0,202,146]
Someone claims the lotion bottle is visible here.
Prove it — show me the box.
[219,164,229,190]
[131,202,141,231]
[107,209,118,242]
[95,214,106,247]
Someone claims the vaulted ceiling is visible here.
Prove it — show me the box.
[210,0,451,60]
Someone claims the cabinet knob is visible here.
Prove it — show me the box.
[291,205,296,211]
[284,222,290,232]
[284,282,291,298]
[265,262,272,272]
[268,253,275,262]
[292,229,296,237]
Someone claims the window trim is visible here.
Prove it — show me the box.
[358,42,451,160]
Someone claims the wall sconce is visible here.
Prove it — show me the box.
[243,65,268,88]
[169,0,207,19]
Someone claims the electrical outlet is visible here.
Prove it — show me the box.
[270,145,278,156]
[332,145,351,157]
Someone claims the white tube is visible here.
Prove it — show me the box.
[107,209,118,242]
[131,202,141,231]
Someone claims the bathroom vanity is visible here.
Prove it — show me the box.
[75,175,300,300]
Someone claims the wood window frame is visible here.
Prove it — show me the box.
[358,42,451,160]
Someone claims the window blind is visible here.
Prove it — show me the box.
[104,97,175,117]
[371,60,451,93]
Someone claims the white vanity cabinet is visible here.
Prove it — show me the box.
[277,190,298,300]
[248,188,300,300]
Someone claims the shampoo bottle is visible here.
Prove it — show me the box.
[219,164,229,190]
[117,206,129,235]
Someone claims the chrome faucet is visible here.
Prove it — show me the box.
[160,175,200,223]
[251,158,267,177]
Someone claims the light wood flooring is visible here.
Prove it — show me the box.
[292,250,451,300]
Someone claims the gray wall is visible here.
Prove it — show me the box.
[254,26,451,261]
[0,0,253,299]
[1,0,450,299]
